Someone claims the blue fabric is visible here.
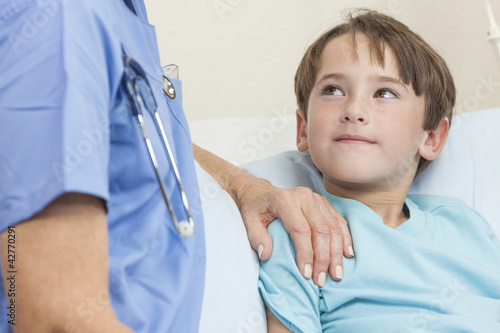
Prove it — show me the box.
[259,193,500,332]
[0,0,205,331]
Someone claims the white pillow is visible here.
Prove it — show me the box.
[409,108,500,237]
[196,162,266,333]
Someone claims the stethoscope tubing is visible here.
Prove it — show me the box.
[123,51,195,238]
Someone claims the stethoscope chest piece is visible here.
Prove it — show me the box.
[162,75,176,100]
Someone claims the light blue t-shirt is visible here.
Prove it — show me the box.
[0,0,205,331]
[259,193,500,332]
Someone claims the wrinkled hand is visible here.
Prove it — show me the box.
[235,177,354,287]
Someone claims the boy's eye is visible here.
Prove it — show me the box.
[375,89,397,98]
[322,85,344,96]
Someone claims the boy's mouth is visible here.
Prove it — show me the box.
[334,134,375,144]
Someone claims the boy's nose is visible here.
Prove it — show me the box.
[343,115,366,123]
[341,99,369,124]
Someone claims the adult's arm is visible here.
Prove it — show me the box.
[193,144,353,285]
[0,193,133,333]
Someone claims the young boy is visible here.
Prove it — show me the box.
[258,9,500,332]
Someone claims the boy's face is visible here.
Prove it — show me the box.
[297,34,438,193]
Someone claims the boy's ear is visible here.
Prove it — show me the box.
[296,109,309,152]
[418,117,449,161]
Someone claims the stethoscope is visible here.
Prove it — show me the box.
[121,49,195,238]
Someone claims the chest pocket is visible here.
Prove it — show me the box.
[159,76,192,144]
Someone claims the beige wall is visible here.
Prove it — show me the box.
[145,0,500,121]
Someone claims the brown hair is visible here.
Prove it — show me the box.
[294,9,456,175]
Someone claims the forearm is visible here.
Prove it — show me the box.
[193,143,267,205]
[0,193,134,333]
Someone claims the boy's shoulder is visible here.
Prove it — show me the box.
[408,194,500,257]
[407,193,467,212]
[408,193,483,218]
[407,193,490,230]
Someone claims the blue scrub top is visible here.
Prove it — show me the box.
[0,0,206,331]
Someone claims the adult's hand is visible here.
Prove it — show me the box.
[234,176,353,286]
[193,144,353,287]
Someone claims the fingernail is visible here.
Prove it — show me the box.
[318,272,326,288]
[348,245,354,257]
[257,244,264,259]
[304,264,312,279]
[335,265,343,280]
